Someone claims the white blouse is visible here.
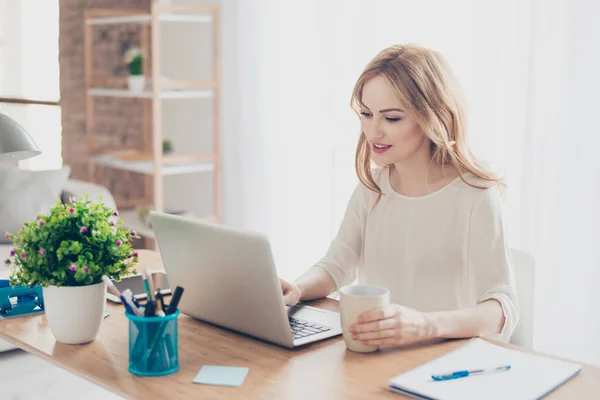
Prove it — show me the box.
[315,167,520,342]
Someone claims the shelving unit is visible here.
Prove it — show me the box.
[91,151,215,176]
[87,88,214,99]
[83,3,221,242]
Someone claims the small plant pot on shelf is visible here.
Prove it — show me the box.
[128,75,146,93]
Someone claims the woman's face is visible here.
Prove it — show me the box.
[359,75,428,165]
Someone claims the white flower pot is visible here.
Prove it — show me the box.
[43,281,107,344]
[128,75,146,92]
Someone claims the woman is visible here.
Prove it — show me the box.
[280,44,519,348]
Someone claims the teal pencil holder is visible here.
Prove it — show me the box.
[126,309,180,377]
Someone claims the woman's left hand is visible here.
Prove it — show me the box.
[349,304,437,348]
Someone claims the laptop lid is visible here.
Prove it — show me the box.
[149,211,295,347]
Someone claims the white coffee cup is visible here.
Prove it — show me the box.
[339,284,390,353]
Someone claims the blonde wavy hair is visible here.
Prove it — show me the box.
[351,44,504,196]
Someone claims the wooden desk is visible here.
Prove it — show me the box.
[1,252,599,399]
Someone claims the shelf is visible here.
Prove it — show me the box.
[84,4,222,224]
[85,13,213,25]
[87,88,214,99]
[120,209,156,239]
[119,209,219,239]
[92,152,215,176]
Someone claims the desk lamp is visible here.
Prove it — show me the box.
[0,112,41,162]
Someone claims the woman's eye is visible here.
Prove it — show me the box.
[385,117,401,122]
[360,112,372,118]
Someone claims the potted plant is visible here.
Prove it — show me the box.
[124,46,145,92]
[3,196,140,344]
[162,138,174,155]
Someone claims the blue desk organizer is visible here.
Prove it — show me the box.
[0,279,44,319]
[126,310,180,377]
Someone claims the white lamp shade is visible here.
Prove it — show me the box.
[0,113,41,162]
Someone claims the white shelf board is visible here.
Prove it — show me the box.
[88,88,213,99]
[86,14,213,25]
[119,209,155,239]
[92,153,215,176]
[119,210,216,240]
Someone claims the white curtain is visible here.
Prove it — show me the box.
[226,0,600,365]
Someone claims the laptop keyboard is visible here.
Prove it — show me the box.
[289,317,331,340]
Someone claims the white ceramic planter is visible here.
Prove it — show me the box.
[43,281,107,344]
[128,75,145,92]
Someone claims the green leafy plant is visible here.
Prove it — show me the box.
[124,46,143,76]
[4,195,140,288]
[162,139,173,155]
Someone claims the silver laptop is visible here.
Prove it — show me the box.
[149,211,342,348]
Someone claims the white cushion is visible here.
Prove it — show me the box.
[0,166,71,239]
[62,179,117,212]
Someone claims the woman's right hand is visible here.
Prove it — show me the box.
[280,278,302,306]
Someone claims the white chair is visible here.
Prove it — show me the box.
[509,249,535,349]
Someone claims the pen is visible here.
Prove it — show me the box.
[130,295,142,309]
[141,271,153,300]
[432,365,511,381]
[120,295,135,315]
[155,290,166,317]
[122,289,144,316]
[145,266,157,302]
[102,275,121,298]
[166,286,184,315]
[104,275,136,315]
[156,289,167,312]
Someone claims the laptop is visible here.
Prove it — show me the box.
[149,211,342,348]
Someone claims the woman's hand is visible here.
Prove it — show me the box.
[280,278,302,306]
[349,304,437,348]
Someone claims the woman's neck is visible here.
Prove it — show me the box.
[390,146,458,197]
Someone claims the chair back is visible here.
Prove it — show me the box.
[509,249,535,348]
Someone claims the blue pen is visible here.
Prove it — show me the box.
[131,296,142,309]
[432,365,511,381]
[120,295,135,315]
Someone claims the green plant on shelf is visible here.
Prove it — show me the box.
[162,139,174,155]
[124,46,143,76]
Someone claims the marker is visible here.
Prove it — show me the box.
[432,365,511,381]
[144,300,157,317]
[166,286,184,315]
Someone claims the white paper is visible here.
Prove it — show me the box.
[388,339,582,400]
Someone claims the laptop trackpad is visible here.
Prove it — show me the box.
[287,305,341,329]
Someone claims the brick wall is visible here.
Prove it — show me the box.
[59,0,151,205]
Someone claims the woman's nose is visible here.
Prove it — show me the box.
[371,120,385,140]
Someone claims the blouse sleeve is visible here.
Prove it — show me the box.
[313,183,370,291]
[468,186,520,342]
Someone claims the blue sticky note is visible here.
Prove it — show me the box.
[193,366,249,387]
